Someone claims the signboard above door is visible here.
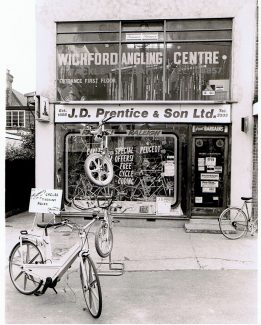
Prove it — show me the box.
[55,104,231,123]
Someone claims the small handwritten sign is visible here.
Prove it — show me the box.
[29,188,63,213]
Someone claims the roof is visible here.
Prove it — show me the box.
[8,89,27,106]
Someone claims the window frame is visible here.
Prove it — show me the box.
[56,19,232,101]
[6,110,26,128]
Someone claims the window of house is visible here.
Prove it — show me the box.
[56,19,232,101]
[6,111,25,127]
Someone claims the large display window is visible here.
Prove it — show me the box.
[166,42,231,100]
[56,19,232,101]
[55,124,178,215]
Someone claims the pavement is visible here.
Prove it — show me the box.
[3,211,259,324]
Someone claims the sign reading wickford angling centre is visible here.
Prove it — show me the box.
[55,104,231,123]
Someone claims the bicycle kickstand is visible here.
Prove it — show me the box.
[34,277,58,296]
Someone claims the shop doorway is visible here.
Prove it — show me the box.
[191,136,229,217]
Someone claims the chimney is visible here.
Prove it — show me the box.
[6,69,14,106]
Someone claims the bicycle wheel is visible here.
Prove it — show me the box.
[219,207,248,239]
[95,223,113,258]
[9,240,43,295]
[84,153,114,186]
[80,254,102,318]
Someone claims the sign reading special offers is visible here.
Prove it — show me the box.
[55,104,231,123]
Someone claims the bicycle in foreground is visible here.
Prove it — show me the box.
[9,209,103,318]
[219,197,258,240]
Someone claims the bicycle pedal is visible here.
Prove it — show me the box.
[52,287,58,294]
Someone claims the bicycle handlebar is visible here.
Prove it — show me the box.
[101,116,113,124]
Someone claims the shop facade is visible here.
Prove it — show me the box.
[35,0,257,219]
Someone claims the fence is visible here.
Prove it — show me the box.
[5,159,35,217]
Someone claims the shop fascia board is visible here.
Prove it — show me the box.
[50,100,238,105]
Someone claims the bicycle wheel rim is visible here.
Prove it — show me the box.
[80,255,102,318]
[219,208,248,239]
[9,241,43,295]
[84,154,114,186]
[95,224,113,258]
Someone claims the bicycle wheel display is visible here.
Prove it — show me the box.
[9,240,43,295]
[95,223,113,258]
[219,207,248,239]
[80,254,102,318]
[84,153,114,186]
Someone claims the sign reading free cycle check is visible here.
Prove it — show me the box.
[55,104,231,123]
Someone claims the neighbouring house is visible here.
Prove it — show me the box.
[6,70,35,146]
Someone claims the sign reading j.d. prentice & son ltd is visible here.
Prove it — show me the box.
[55,104,231,123]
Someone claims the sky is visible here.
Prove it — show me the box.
[4,0,36,94]
[0,2,36,317]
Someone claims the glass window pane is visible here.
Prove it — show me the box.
[6,112,11,127]
[167,19,232,31]
[165,42,231,100]
[122,21,163,31]
[57,22,119,33]
[167,30,232,41]
[57,32,119,43]
[18,111,25,127]
[121,43,164,100]
[57,44,119,100]
[64,130,177,207]
[12,112,18,126]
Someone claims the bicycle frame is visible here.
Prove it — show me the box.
[19,216,98,283]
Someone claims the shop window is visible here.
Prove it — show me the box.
[121,43,164,100]
[63,127,177,210]
[166,42,231,100]
[57,44,119,101]
[56,19,232,101]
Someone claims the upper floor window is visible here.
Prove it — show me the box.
[56,19,232,101]
[6,110,25,128]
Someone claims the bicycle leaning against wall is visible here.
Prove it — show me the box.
[9,209,103,318]
[219,197,258,240]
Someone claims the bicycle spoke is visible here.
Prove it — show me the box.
[9,241,43,294]
[14,271,24,282]
[23,274,28,290]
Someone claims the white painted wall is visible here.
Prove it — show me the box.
[36,0,256,206]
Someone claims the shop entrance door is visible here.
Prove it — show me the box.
[191,136,228,217]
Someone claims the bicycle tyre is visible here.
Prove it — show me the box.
[219,207,248,239]
[84,153,114,186]
[9,240,43,295]
[80,254,102,318]
[95,223,113,258]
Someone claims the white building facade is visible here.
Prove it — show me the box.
[35,0,257,219]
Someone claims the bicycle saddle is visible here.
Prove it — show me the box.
[241,197,252,201]
[37,222,62,228]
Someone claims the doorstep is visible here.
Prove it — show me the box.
[184,218,221,233]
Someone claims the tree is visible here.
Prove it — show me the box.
[6,130,35,161]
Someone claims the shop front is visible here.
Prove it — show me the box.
[51,19,234,218]
[34,1,256,223]
[54,103,231,218]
